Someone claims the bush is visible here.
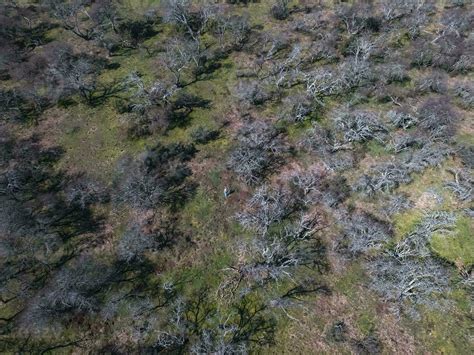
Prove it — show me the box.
[418,98,458,138]
[387,109,418,130]
[191,126,220,144]
[270,0,290,21]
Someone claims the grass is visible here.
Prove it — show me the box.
[393,209,424,240]
[366,140,390,157]
[56,102,148,181]
[410,306,473,354]
[180,187,217,230]
[431,215,474,268]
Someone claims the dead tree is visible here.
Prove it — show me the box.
[444,169,473,202]
[367,256,451,317]
[227,121,284,185]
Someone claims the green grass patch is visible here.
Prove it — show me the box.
[57,102,147,180]
[181,188,216,230]
[366,140,390,157]
[393,209,424,240]
[430,216,474,267]
[410,307,473,354]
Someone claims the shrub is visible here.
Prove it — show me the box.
[270,0,290,21]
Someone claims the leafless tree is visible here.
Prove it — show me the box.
[234,214,324,285]
[418,98,458,138]
[46,0,99,40]
[64,174,109,209]
[384,193,413,216]
[333,109,387,144]
[305,67,343,98]
[236,184,296,235]
[415,72,447,94]
[228,121,284,185]
[336,4,366,35]
[349,37,377,64]
[389,132,425,153]
[280,93,314,122]
[125,71,177,113]
[270,0,290,21]
[301,122,356,173]
[288,164,328,206]
[116,143,196,209]
[368,256,451,317]
[380,63,409,84]
[453,82,474,109]
[405,142,452,173]
[394,211,456,259]
[356,162,411,196]
[387,109,418,130]
[380,0,426,21]
[444,168,473,201]
[339,59,374,91]
[214,14,250,50]
[23,255,116,329]
[89,0,119,34]
[162,38,201,87]
[163,0,214,48]
[47,52,101,103]
[339,211,393,255]
[117,224,156,263]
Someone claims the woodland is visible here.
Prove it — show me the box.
[0,0,473,353]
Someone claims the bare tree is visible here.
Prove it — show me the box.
[405,142,452,173]
[125,71,177,113]
[333,109,387,144]
[227,121,284,185]
[163,0,214,49]
[117,143,196,209]
[356,162,411,196]
[279,93,314,122]
[394,211,456,259]
[236,184,296,235]
[379,63,409,84]
[367,256,451,317]
[117,224,156,263]
[161,38,201,87]
[380,0,427,21]
[336,4,366,35]
[390,132,425,153]
[234,214,325,285]
[288,164,328,206]
[214,13,250,50]
[339,211,393,255]
[305,67,343,98]
[46,0,99,40]
[418,97,458,138]
[415,72,447,94]
[453,82,474,109]
[387,109,418,130]
[270,0,290,21]
[384,193,413,217]
[444,169,473,201]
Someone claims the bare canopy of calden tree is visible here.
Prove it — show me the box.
[228,120,285,185]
